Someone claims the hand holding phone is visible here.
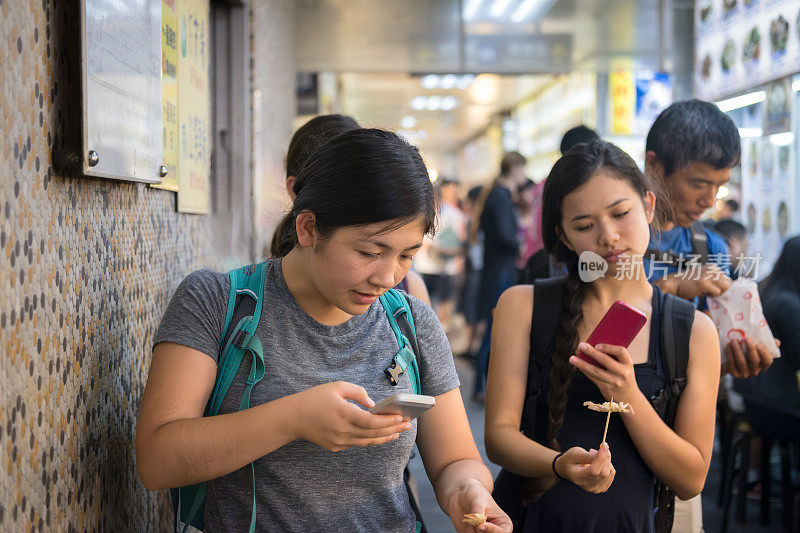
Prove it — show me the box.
[575,301,647,368]
[370,393,435,420]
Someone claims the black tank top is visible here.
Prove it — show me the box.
[523,286,667,533]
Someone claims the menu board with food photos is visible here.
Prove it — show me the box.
[736,77,797,277]
[695,0,800,101]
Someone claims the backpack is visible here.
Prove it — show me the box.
[491,277,695,532]
[170,262,424,533]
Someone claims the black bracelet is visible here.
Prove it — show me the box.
[552,452,565,480]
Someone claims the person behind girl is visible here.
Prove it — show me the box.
[484,140,720,531]
[273,113,430,303]
[734,235,800,441]
[136,129,511,532]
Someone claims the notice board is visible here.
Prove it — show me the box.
[81,0,164,183]
[176,0,211,214]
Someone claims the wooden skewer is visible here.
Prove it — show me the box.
[601,396,613,446]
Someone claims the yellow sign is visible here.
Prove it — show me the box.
[153,0,179,191]
[610,70,635,136]
[176,0,211,213]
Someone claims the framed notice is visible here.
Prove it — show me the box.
[81,0,164,183]
[176,0,211,214]
[153,0,180,191]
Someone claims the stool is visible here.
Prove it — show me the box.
[719,420,752,533]
[719,421,798,532]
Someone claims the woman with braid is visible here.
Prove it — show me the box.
[484,141,719,531]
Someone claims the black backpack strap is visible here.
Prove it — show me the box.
[652,291,695,533]
[651,293,695,419]
[689,221,709,264]
[646,222,710,273]
[492,276,566,530]
[521,277,566,439]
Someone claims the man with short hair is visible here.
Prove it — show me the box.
[644,101,773,533]
[645,99,772,378]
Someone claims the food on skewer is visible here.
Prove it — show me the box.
[462,513,487,526]
[583,400,634,414]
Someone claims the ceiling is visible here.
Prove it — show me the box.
[338,72,551,160]
[294,0,677,167]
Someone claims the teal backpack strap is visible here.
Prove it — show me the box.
[175,262,267,533]
[378,289,421,395]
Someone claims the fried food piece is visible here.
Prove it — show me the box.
[583,400,634,414]
[462,512,487,526]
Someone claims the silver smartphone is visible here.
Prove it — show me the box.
[370,393,436,420]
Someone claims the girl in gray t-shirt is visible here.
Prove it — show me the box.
[136,129,512,533]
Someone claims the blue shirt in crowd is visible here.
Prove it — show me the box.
[644,225,731,310]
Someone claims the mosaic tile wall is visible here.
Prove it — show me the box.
[1,1,294,531]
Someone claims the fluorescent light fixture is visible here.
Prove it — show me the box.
[738,127,763,138]
[440,96,457,111]
[716,91,766,112]
[441,74,457,90]
[769,132,794,146]
[463,0,483,20]
[490,0,513,17]
[411,96,427,110]
[426,95,442,111]
[511,0,543,22]
[457,74,476,89]
[716,185,730,200]
[421,75,439,90]
[400,115,417,129]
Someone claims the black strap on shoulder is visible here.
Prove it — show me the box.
[651,293,695,420]
[646,222,710,271]
[521,277,566,439]
[652,291,695,533]
[689,221,709,264]
[492,276,566,530]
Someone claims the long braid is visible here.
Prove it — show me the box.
[521,257,583,503]
[545,264,584,450]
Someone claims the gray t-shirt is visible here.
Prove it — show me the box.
[153,259,460,532]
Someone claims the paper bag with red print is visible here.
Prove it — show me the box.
[708,279,781,358]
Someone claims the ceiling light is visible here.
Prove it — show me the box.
[793,79,800,92]
[400,115,417,129]
[511,0,544,22]
[716,91,766,112]
[463,0,484,20]
[490,0,513,17]
[716,185,730,199]
[411,96,427,110]
[738,127,763,138]
[440,96,457,111]
[441,74,457,90]
[426,95,442,111]
[457,74,476,89]
[421,75,439,90]
[769,132,794,146]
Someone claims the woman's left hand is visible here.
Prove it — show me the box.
[569,343,641,401]
[445,478,512,532]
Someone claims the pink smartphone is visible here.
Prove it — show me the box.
[575,301,648,368]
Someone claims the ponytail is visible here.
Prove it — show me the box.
[272,212,299,258]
